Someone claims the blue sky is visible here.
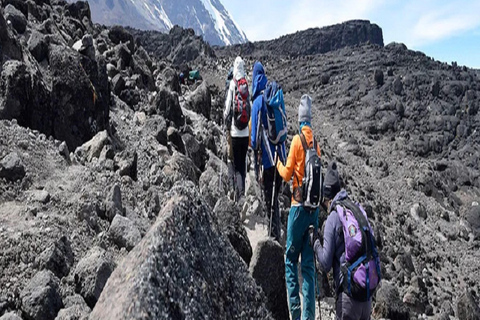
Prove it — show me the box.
[222,0,480,69]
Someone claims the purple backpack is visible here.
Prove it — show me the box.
[335,198,381,301]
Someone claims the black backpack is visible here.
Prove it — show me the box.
[298,133,323,210]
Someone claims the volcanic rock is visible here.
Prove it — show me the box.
[73,246,115,309]
[89,181,272,319]
[20,270,63,320]
[372,281,410,320]
[0,151,25,181]
[37,235,74,279]
[249,239,289,320]
[457,290,480,320]
[108,214,141,251]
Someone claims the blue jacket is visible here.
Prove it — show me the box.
[250,62,286,168]
[314,189,348,294]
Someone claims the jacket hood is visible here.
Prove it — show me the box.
[252,61,267,99]
[330,189,348,211]
[233,56,245,80]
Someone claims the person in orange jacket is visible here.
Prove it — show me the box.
[276,94,321,320]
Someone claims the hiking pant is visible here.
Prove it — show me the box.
[263,166,282,242]
[336,293,371,320]
[285,205,319,320]
[231,136,249,198]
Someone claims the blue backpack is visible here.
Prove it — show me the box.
[263,81,288,145]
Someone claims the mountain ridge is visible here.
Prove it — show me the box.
[68,0,247,46]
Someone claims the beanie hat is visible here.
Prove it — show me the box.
[323,162,341,200]
[298,94,312,123]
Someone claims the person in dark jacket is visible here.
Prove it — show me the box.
[314,162,373,320]
[250,61,286,242]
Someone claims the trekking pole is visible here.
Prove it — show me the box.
[308,225,322,319]
[269,147,279,238]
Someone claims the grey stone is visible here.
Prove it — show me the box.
[111,74,125,96]
[0,152,25,181]
[393,76,403,95]
[74,246,115,309]
[74,130,109,162]
[108,215,141,251]
[105,184,123,221]
[20,270,63,320]
[374,69,384,86]
[184,81,211,119]
[4,4,27,34]
[37,235,74,279]
[89,181,272,320]
[28,30,49,62]
[249,239,289,320]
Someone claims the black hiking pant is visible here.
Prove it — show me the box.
[263,166,282,242]
[231,136,249,199]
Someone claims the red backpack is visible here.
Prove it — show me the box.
[233,78,250,130]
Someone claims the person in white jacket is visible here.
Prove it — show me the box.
[223,56,249,200]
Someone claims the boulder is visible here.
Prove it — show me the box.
[55,294,91,320]
[20,270,63,320]
[394,252,415,275]
[393,76,403,95]
[28,30,49,62]
[74,130,109,162]
[108,26,135,53]
[182,133,208,171]
[410,203,427,220]
[162,67,181,93]
[466,205,480,237]
[4,4,27,34]
[114,149,137,181]
[108,215,141,251]
[402,276,430,315]
[113,43,132,71]
[65,0,91,21]
[372,281,410,320]
[145,116,167,146]
[0,10,22,60]
[72,34,95,60]
[213,197,252,266]
[184,81,211,119]
[167,127,185,154]
[199,152,229,208]
[132,54,155,91]
[0,152,25,181]
[374,69,384,86]
[249,240,289,320]
[74,246,115,309]
[89,181,272,320]
[104,184,123,221]
[162,151,201,185]
[49,45,109,150]
[152,89,184,127]
[457,290,480,320]
[37,235,74,279]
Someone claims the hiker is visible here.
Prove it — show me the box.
[250,61,286,242]
[276,94,321,320]
[312,162,381,320]
[224,56,250,200]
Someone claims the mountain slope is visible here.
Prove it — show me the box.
[71,0,248,46]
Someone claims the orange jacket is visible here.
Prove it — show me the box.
[276,126,321,205]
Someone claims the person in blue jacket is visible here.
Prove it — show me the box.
[250,61,286,242]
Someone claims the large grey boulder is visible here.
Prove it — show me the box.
[4,4,27,34]
[37,235,74,279]
[184,81,211,119]
[0,312,22,320]
[54,294,91,320]
[20,270,63,320]
[213,196,252,266]
[90,181,272,320]
[249,240,289,320]
[108,215,141,251]
[74,247,115,309]
[0,152,25,181]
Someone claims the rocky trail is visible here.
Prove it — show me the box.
[1,1,480,319]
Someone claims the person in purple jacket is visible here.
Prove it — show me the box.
[313,162,373,320]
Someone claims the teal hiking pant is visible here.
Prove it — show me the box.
[285,205,319,320]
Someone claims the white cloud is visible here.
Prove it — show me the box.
[410,2,480,46]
